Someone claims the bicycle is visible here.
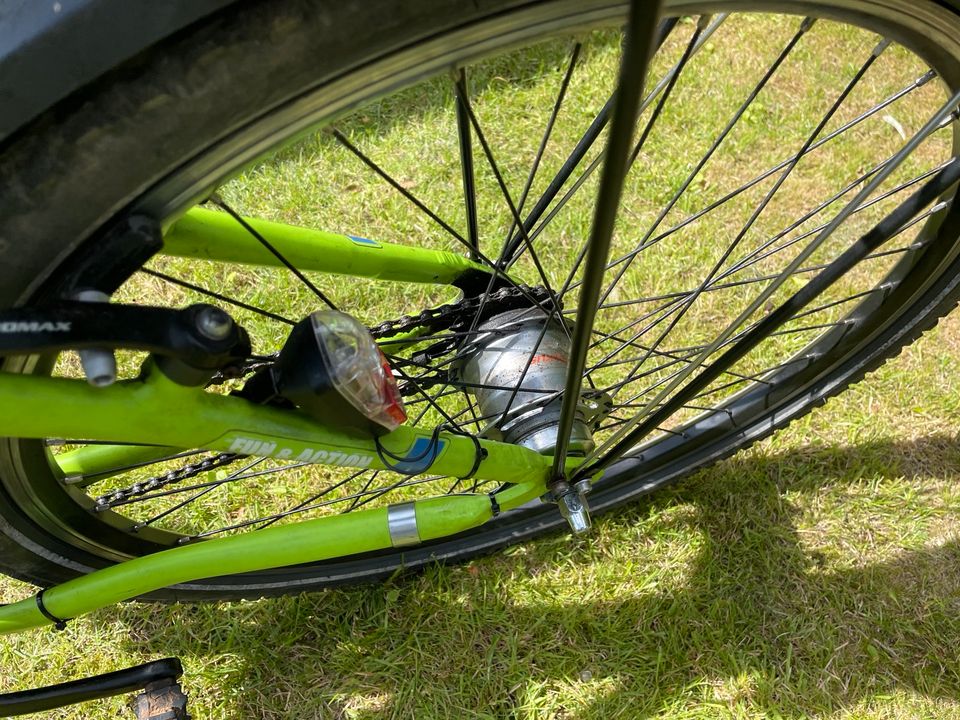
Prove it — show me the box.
[0,0,958,661]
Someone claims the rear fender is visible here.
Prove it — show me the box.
[0,0,242,143]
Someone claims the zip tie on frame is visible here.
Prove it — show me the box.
[35,589,70,631]
[444,425,487,480]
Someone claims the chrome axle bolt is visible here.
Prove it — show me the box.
[545,479,593,535]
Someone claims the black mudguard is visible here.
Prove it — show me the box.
[0,0,242,143]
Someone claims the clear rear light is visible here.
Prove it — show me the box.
[311,311,407,432]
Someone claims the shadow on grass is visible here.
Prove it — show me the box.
[120,434,960,718]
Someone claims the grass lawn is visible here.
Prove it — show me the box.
[2,11,960,719]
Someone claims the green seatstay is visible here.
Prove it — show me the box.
[163,208,487,285]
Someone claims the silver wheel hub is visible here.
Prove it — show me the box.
[454,308,609,456]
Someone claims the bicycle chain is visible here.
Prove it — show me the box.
[93,452,243,510]
[369,283,552,356]
[92,284,553,509]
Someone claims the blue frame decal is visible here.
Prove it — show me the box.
[391,436,448,474]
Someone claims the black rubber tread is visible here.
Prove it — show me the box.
[1,0,960,602]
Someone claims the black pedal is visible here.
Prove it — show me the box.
[133,674,190,720]
[0,657,189,718]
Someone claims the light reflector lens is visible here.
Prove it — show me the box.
[311,311,407,432]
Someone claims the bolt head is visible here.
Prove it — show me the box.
[196,307,234,341]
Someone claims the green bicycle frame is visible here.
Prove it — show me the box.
[163,207,486,284]
[0,210,584,635]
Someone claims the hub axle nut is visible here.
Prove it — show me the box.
[557,488,592,534]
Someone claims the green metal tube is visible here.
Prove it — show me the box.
[414,480,544,541]
[0,480,551,635]
[0,507,395,634]
[0,366,588,635]
[0,365,556,485]
[163,208,488,285]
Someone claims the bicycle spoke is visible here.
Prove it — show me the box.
[332,128,571,317]
[504,42,582,248]
[621,319,874,412]
[454,68,481,259]
[503,15,730,268]
[213,198,338,309]
[388,360,462,427]
[597,236,931,399]
[455,73,574,353]
[106,460,311,509]
[593,192,944,409]
[580,159,946,358]
[420,24,702,366]
[140,268,297,326]
[586,331,769,386]
[534,12,709,305]
[560,17,815,313]
[186,472,476,540]
[255,468,374,530]
[332,129,469,247]
[343,470,384,512]
[589,233,923,377]
[601,33,891,400]
[463,392,483,434]
[131,457,268,531]
[593,57,928,292]
[496,17,676,266]
[581,149,960,475]
[699,158,950,289]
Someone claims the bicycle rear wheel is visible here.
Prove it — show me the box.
[1,0,959,599]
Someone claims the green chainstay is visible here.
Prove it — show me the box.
[92,284,551,508]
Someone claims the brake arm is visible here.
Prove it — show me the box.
[0,301,250,382]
